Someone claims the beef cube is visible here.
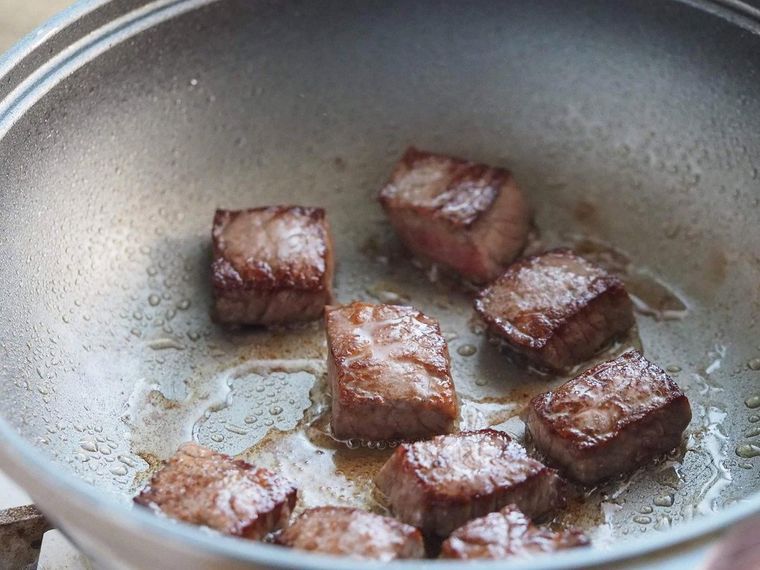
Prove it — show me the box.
[475,248,634,371]
[276,506,424,560]
[326,302,458,442]
[440,505,589,560]
[134,442,297,539]
[375,429,565,537]
[211,206,334,325]
[525,350,692,484]
[378,147,531,283]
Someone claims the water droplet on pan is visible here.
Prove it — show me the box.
[457,344,477,357]
[736,444,760,458]
[653,494,674,507]
[745,395,760,409]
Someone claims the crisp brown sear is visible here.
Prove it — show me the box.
[134,442,297,539]
[379,147,531,283]
[276,506,424,560]
[440,504,589,560]
[326,302,458,442]
[525,350,692,484]
[211,206,334,325]
[375,429,566,537]
[475,248,634,371]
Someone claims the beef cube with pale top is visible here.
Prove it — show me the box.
[475,248,634,371]
[326,302,458,442]
[211,206,334,325]
[378,147,531,283]
[440,504,589,560]
[375,429,566,537]
[276,506,424,560]
[525,350,692,484]
[134,442,297,539]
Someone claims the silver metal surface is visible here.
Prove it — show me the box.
[1,0,760,568]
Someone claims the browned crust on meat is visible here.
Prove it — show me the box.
[326,302,458,441]
[397,430,542,505]
[378,147,514,229]
[211,206,333,293]
[474,248,634,370]
[276,506,424,559]
[526,351,692,483]
[440,505,589,560]
[134,442,297,539]
[529,351,689,449]
[376,430,566,536]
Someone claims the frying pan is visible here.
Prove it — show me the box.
[1,0,760,568]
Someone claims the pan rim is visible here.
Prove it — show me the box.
[1,0,759,567]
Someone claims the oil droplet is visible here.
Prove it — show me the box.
[745,395,760,409]
[365,283,409,305]
[736,443,760,458]
[457,344,477,357]
[632,515,652,525]
[640,506,653,514]
[147,338,185,351]
[110,465,128,476]
[62,315,70,324]
[118,455,137,467]
[653,494,674,507]
[187,331,200,342]
[475,377,489,387]
[210,434,224,443]
[666,365,682,374]
[654,516,672,531]
[745,426,760,438]
[244,415,258,424]
[225,424,248,436]
[739,462,754,469]
[148,294,161,307]
[270,406,283,416]
[749,415,760,423]
[748,358,760,371]
[177,299,191,310]
[80,440,97,453]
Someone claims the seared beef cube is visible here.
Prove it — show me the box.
[134,442,297,539]
[375,430,565,537]
[378,147,531,283]
[475,248,634,371]
[211,206,334,325]
[326,302,458,441]
[277,506,424,560]
[525,350,692,484]
[441,505,589,560]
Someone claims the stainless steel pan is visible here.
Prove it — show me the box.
[2,0,760,568]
